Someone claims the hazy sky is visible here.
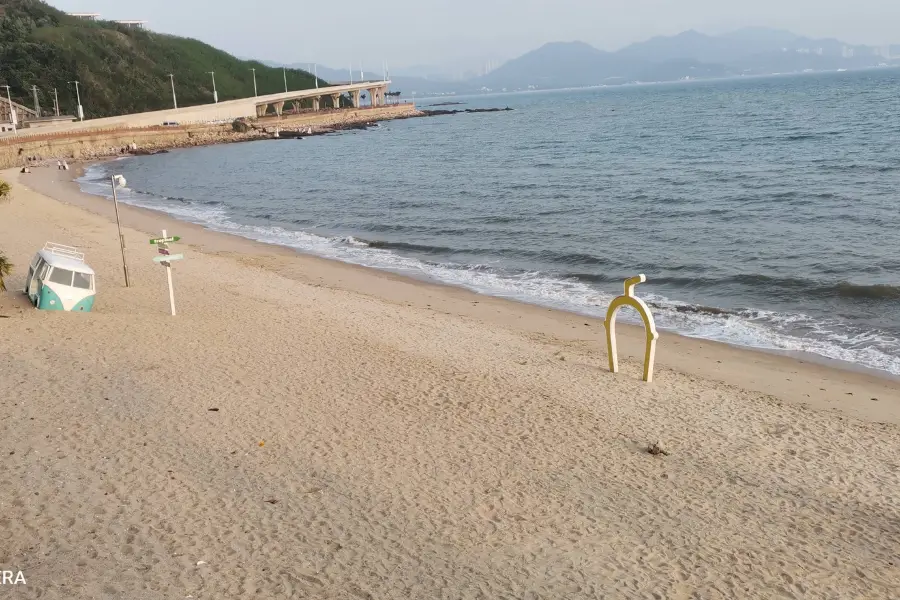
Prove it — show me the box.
[50,0,900,71]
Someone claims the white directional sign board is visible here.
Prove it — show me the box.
[153,253,184,263]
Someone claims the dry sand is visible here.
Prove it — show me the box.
[1,167,899,599]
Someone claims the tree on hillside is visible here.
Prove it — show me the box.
[0,176,10,291]
[0,252,11,292]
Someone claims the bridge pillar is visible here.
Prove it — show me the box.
[312,96,320,111]
[351,90,361,109]
[256,104,268,118]
[273,101,285,117]
[368,88,377,106]
[330,93,341,109]
[291,100,301,113]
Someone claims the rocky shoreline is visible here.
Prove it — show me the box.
[266,106,515,139]
[2,104,513,168]
[419,107,514,117]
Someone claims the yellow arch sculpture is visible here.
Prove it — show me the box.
[604,274,659,382]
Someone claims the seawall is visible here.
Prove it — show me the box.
[0,104,420,169]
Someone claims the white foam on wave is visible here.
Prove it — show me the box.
[76,165,900,376]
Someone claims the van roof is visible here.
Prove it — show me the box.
[37,248,95,275]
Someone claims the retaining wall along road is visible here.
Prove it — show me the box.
[0,104,419,170]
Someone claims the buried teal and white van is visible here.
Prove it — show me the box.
[24,243,96,312]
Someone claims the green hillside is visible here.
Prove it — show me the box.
[0,0,326,118]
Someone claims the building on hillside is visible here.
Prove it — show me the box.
[114,20,147,29]
[66,13,148,29]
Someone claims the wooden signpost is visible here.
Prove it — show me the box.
[150,230,183,316]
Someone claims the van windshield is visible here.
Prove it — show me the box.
[72,272,93,290]
[48,268,74,286]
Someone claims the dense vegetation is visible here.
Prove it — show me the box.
[0,179,9,291]
[0,0,327,118]
[0,251,10,292]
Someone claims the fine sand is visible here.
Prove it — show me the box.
[1,167,899,599]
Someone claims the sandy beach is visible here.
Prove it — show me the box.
[1,166,899,599]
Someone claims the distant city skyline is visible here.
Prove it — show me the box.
[48,0,900,72]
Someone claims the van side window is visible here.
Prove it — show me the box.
[37,261,50,280]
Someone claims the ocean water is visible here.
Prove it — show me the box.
[78,69,900,375]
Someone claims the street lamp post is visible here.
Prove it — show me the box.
[2,85,16,134]
[31,85,40,116]
[110,174,131,287]
[68,80,83,120]
[168,74,177,109]
[208,71,218,103]
[250,68,258,97]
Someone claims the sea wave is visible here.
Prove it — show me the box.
[359,238,613,267]
[781,131,843,141]
[649,274,900,301]
[75,163,900,377]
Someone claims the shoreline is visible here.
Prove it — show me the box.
[10,165,900,424]
[68,158,900,385]
[0,104,421,170]
[3,166,900,598]
[2,104,517,169]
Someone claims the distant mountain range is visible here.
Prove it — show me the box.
[264,28,899,97]
[469,28,898,92]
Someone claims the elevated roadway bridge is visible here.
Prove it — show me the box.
[2,81,392,139]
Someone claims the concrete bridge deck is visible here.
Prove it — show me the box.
[251,81,390,117]
[2,81,391,139]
